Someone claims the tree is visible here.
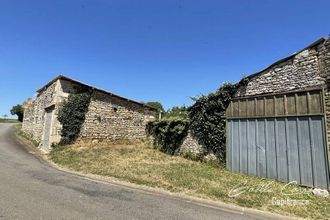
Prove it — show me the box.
[10,104,24,122]
[146,102,165,113]
[163,106,188,120]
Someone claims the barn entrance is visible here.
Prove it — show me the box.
[41,106,55,152]
[226,89,330,189]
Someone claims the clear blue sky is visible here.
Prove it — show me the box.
[1,0,329,118]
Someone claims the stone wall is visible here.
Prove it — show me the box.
[237,40,328,97]
[49,78,87,144]
[178,132,204,154]
[318,39,330,146]
[79,90,156,141]
[21,101,36,138]
[23,77,158,149]
[173,132,216,161]
[236,38,330,148]
[22,81,57,143]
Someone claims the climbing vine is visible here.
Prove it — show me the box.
[146,79,249,162]
[188,79,248,163]
[58,90,92,145]
[146,119,189,155]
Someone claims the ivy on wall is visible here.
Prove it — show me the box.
[146,119,189,155]
[188,79,248,163]
[58,90,92,145]
[146,78,249,164]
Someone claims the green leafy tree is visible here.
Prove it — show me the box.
[10,104,24,122]
[163,106,188,120]
[146,102,165,113]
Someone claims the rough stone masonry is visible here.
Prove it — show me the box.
[22,75,157,151]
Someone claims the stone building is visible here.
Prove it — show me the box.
[234,37,330,143]
[22,75,157,152]
[226,37,330,189]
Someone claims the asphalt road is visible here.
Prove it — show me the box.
[0,123,265,220]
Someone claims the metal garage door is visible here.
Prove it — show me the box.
[226,89,330,189]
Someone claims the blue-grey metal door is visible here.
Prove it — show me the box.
[227,117,329,188]
[226,90,330,189]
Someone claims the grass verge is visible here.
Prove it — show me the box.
[0,118,19,123]
[15,124,40,147]
[49,142,329,219]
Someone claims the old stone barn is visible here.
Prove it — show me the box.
[226,37,330,189]
[22,75,157,152]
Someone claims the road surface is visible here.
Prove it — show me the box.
[0,123,273,220]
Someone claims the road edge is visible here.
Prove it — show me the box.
[13,126,298,220]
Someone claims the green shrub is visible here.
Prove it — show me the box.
[58,91,92,145]
[162,106,188,120]
[145,102,165,113]
[146,119,189,155]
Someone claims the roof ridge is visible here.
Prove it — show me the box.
[244,37,328,80]
[36,75,158,111]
